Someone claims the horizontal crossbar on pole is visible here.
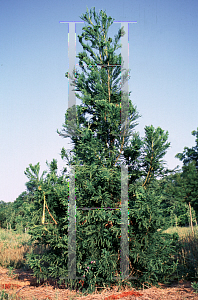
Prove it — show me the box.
[77,207,121,210]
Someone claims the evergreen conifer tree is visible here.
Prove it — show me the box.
[25,7,182,295]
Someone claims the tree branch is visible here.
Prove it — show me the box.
[142,140,154,188]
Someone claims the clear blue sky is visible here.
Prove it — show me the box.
[1,0,198,203]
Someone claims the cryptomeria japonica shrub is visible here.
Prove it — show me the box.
[24,7,182,295]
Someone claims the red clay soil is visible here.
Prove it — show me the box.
[103,289,143,299]
[1,266,198,299]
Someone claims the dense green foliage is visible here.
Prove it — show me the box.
[25,7,180,293]
[1,7,198,295]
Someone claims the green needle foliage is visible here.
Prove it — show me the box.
[21,6,181,295]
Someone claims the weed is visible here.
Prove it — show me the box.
[0,290,9,300]
[191,281,198,294]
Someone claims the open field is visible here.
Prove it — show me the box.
[0,226,198,299]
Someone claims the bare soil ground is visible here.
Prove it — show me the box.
[0,266,198,299]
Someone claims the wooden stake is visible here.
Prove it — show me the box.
[189,202,194,235]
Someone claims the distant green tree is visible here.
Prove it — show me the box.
[175,128,198,219]
[8,191,36,232]
[155,128,198,229]
[157,170,195,227]
[175,128,198,170]
[0,201,16,229]
[0,201,9,228]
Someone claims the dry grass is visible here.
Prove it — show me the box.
[0,228,51,271]
[0,228,32,269]
[162,225,198,240]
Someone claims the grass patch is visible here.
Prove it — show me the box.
[162,225,198,282]
[0,228,32,269]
